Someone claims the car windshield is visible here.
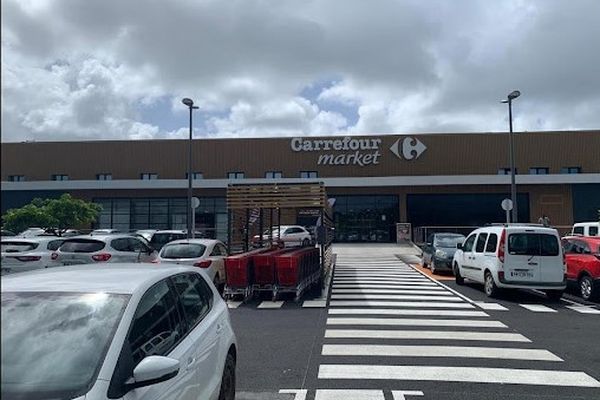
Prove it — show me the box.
[1,241,39,253]
[59,239,105,253]
[434,236,465,247]
[508,233,560,256]
[151,233,185,248]
[161,243,207,259]
[1,292,129,400]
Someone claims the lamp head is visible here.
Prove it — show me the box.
[182,98,194,107]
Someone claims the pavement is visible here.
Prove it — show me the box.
[231,243,600,400]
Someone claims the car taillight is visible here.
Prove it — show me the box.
[498,271,504,281]
[15,256,41,262]
[151,259,160,264]
[92,253,112,262]
[51,253,59,260]
[194,260,212,268]
[498,228,506,263]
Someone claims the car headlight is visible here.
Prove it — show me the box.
[435,249,447,258]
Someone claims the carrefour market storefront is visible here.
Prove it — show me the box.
[2,131,599,242]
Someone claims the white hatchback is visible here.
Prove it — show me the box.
[1,237,65,275]
[453,225,566,299]
[157,239,228,287]
[1,264,237,400]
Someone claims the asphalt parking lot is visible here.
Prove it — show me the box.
[230,244,600,400]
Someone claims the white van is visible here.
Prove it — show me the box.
[453,225,566,299]
[571,222,599,237]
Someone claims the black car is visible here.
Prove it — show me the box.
[421,233,466,274]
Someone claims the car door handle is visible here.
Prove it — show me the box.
[216,324,224,334]
[528,262,538,265]
[186,357,196,370]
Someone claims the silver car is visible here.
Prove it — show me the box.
[1,237,65,275]
[55,235,158,265]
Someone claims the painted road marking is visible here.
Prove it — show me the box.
[328,308,490,317]
[318,365,600,387]
[227,301,242,309]
[326,317,507,328]
[330,294,465,301]
[333,280,437,286]
[329,301,475,308]
[519,304,558,313]
[392,391,424,400]
[332,289,453,295]
[322,344,562,361]
[325,329,531,342]
[314,390,384,400]
[567,306,600,314]
[257,301,284,309]
[302,300,327,308]
[279,389,307,400]
[332,284,441,290]
[473,302,509,311]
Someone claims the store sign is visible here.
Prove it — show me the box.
[290,136,427,167]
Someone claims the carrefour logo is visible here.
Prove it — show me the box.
[389,137,427,160]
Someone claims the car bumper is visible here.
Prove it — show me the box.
[433,257,454,270]
[497,273,567,290]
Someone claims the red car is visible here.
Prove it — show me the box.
[562,236,600,301]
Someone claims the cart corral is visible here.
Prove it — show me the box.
[224,182,334,302]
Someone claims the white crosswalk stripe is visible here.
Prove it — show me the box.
[315,247,600,393]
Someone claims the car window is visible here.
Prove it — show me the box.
[475,233,488,253]
[218,244,228,256]
[209,244,220,257]
[508,233,560,256]
[171,273,212,331]
[590,226,598,236]
[1,241,39,253]
[485,234,498,253]
[110,238,131,252]
[47,240,64,251]
[59,239,105,253]
[578,241,592,254]
[462,234,476,252]
[573,226,584,235]
[128,237,147,252]
[128,280,184,366]
[161,243,206,259]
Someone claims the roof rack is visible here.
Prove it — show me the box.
[485,223,548,227]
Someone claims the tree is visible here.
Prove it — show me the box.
[2,194,102,236]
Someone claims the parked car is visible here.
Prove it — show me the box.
[421,233,466,274]
[252,225,312,247]
[18,227,47,237]
[55,235,158,265]
[1,237,65,275]
[134,229,158,242]
[90,228,122,236]
[571,222,599,237]
[562,236,600,301]
[453,225,566,300]
[1,229,16,237]
[157,239,228,287]
[1,264,237,400]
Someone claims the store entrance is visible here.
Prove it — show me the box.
[332,195,399,243]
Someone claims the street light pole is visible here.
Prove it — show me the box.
[182,98,199,239]
[502,90,521,223]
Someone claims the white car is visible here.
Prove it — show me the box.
[157,239,228,287]
[1,237,65,275]
[1,264,237,400]
[56,235,158,265]
[453,224,566,299]
[90,228,122,236]
[253,225,312,247]
[18,227,47,237]
[571,222,599,237]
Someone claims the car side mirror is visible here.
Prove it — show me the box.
[426,242,432,247]
[127,356,179,390]
[456,243,463,250]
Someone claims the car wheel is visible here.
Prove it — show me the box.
[454,264,464,285]
[545,290,563,302]
[484,271,500,298]
[218,353,236,400]
[421,257,428,269]
[579,275,597,301]
[430,260,437,275]
[302,238,310,247]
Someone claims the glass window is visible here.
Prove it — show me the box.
[185,172,203,180]
[508,233,559,256]
[171,273,212,330]
[140,173,158,180]
[161,243,206,259]
[573,226,585,235]
[529,167,549,175]
[265,171,283,179]
[462,235,476,252]
[433,235,465,248]
[46,240,64,251]
[1,292,129,400]
[59,239,105,253]
[110,238,131,252]
[96,173,112,180]
[485,234,498,253]
[227,172,244,179]
[300,171,318,178]
[475,233,488,253]
[590,226,598,236]
[128,280,183,365]
[1,241,39,252]
[561,167,581,174]
[128,238,148,252]
[8,175,25,182]
[51,174,69,181]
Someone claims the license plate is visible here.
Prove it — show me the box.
[510,271,534,278]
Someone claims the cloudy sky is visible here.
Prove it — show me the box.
[2,0,599,142]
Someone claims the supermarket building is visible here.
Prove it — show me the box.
[2,130,599,242]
